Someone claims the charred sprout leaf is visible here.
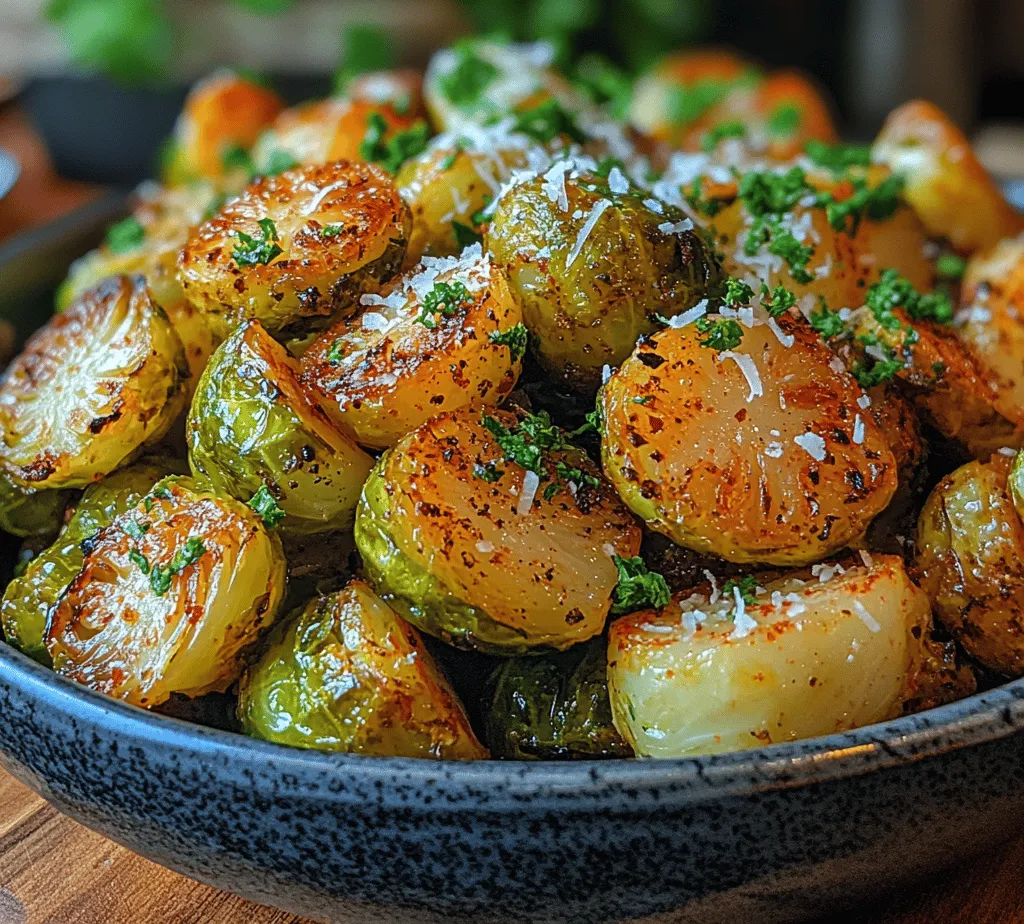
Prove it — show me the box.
[414,280,472,328]
[484,638,632,760]
[488,322,529,361]
[249,485,285,527]
[695,316,743,351]
[105,216,146,254]
[611,555,670,615]
[232,218,282,267]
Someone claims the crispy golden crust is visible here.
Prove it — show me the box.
[178,160,410,337]
[601,316,898,564]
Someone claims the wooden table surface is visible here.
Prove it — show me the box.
[3,100,1024,924]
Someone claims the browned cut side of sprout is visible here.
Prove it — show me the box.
[0,276,188,490]
[47,476,286,708]
[178,161,411,338]
[600,316,897,565]
[300,246,523,449]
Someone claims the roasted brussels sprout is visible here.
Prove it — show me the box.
[47,476,286,708]
[250,93,425,175]
[161,70,284,187]
[486,162,722,388]
[600,316,897,565]
[608,555,937,757]
[916,453,1024,675]
[188,320,373,534]
[395,123,544,264]
[238,580,487,759]
[57,183,223,384]
[484,637,631,759]
[424,39,589,132]
[300,245,523,449]
[1,458,183,664]
[957,234,1024,411]
[0,276,188,490]
[178,161,411,338]
[355,409,642,654]
[873,100,1024,254]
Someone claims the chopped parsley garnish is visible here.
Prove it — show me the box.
[867,268,954,326]
[452,220,483,248]
[804,140,872,174]
[221,143,254,175]
[632,395,653,405]
[123,518,150,541]
[695,316,744,351]
[415,280,472,328]
[722,574,758,607]
[359,113,431,173]
[701,119,747,152]
[760,283,796,317]
[489,323,529,361]
[511,99,585,144]
[936,253,967,281]
[809,300,846,339]
[569,406,603,438]
[573,53,632,121]
[853,353,904,387]
[105,216,145,254]
[262,148,299,176]
[815,173,904,235]
[439,42,498,111]
[334,23,396,93]
[766,102,801,138]
[473,462,504,483]
[553,460,600,493]
[128,549,150,574]
[326,338,347,365]
[666,78,733,127]
[481,410,571,476]
[148,538,206,596]
[232,218,283,267]
[321,224,344,237]
[248,485,285,528]
[744,218,814,283]
[685,176,727,218]
[610,555,671,615]
[724,277,754,306]
[739,166,814,217]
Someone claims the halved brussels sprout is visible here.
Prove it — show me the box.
[1,457,184,665]
[250,94,425,175]
[299,245,523,449]
[424,39,590,131]
[57,183,222,384]
[608,555,937,757]
[355,409,642,654]
[47,476,285,708]
[0,276,188,490]
[238,580,487,759]
[600,317,897,565]
[395,123,543,264]
[178,161,411,338]
[851,304,1024,459]
[187,319,373,534]
[916,453,1024,675]
[484,637,631,760]
[873,100,1024,254]
[161,69,284,187]
[957,234,1024,411]
[486,163,722,389]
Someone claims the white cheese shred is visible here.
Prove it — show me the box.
[720,351,763,402]
[517,470,540,516]
[852,414,865,445]
[565,199,612,269]
[730,587,757,639]
[794,431,827,462]
[853,600,881,633]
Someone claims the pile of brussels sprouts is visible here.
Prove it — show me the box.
[2,39,1024,761]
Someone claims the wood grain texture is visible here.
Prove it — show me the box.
[0,765,1023,924]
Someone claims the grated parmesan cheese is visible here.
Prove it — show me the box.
[566,199,612,269]
[853,600,881,633]
[517,470,540,515]
[720,351,763,402]
[857,393,872,409]
[859,550,874,568]
[852,414,865,444]
[730,586,758,639]
[663,299,708,328]
[704,569,720,604]
[607,166,629,195]
[766,316,794,348]
[794,431,827,461]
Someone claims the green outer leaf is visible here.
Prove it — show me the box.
[484,637,633,759]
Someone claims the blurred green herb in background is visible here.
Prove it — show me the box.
[45,0,715,86]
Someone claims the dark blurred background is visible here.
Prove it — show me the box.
[1,0,1022,188]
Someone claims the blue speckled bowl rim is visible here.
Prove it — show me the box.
[4,637,1024,807]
